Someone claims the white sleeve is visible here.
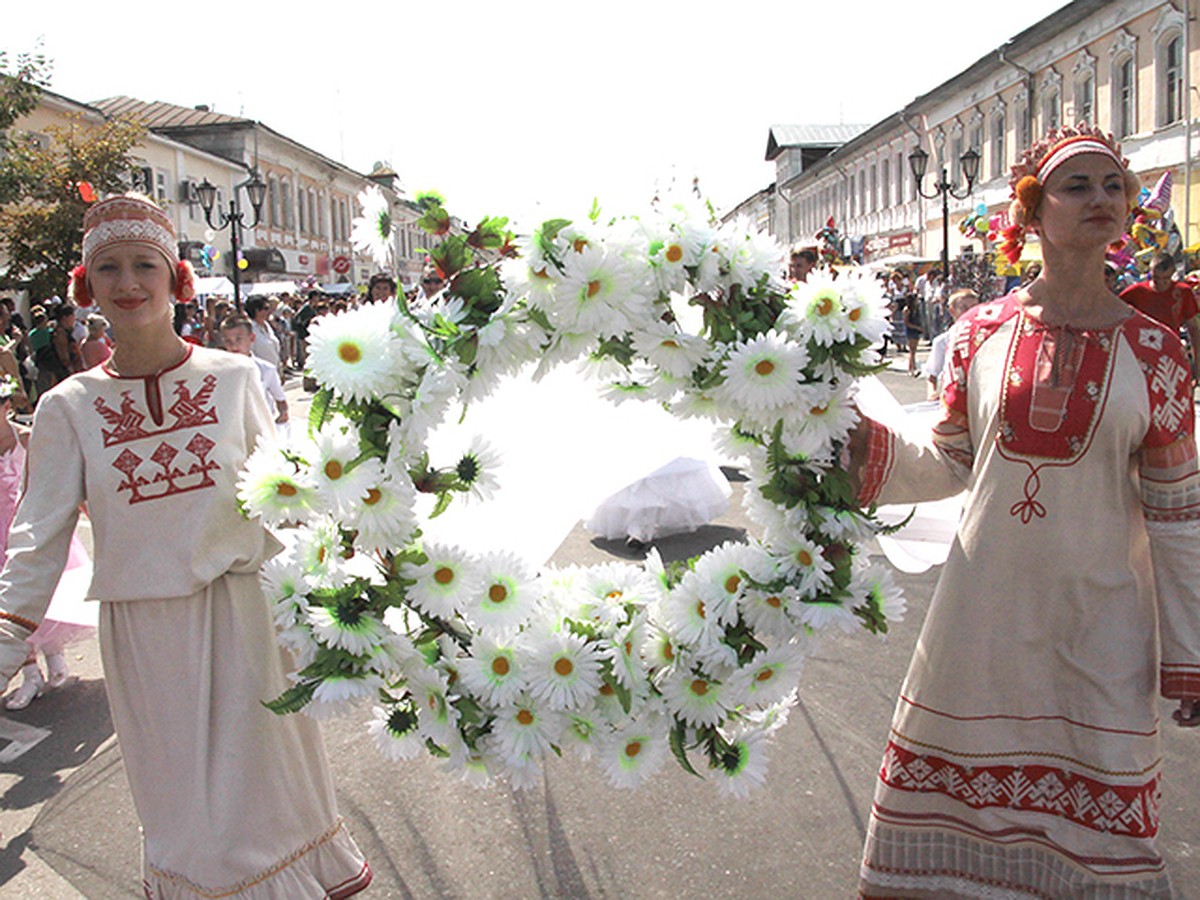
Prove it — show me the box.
[0,394,85,678]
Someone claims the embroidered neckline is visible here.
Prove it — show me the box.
[101,342,193,381]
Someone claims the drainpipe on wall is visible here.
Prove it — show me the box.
[998,42,1035,149]
[1186,0,1193,247]
[900,111,928,259]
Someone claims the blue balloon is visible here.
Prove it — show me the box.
[975,203,987,215]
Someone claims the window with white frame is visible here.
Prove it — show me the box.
[894,152,903,205]
[990,111,1006,179]
[880,159,890,212]
[1075,73,1095,123]
[1114,55,1135,137]
[1043,89,1060,132]
[870,165,878,212]
[268,176,280,228]
[282,180,294,230]
[1160,32,1183,126]
[950,133,963,185]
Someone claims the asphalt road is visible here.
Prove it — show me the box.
[0,355,1197,898]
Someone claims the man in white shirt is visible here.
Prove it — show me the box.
[220,315,289,424]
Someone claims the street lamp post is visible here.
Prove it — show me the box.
[195,172,267,312]
[908,146,981,284]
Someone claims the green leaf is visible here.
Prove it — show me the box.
[263,680,317,715]
[307,387,334,435]
[669,720,702,778]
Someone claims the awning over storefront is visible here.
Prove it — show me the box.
[246,281,299,296]
[194,276,234,296]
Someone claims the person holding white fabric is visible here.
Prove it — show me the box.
[0,194,370,897]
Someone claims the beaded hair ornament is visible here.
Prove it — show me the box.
[999,123,1139,265]
[68,193,195,307]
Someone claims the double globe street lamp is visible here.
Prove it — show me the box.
[195,172,267,312]
[908,146,981,283]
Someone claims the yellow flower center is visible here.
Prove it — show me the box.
[492,657,510,677]
[324,460,343,480]
[434,566,455,585]
[796,549,813,567]
[364,488,382,505]
[810,404,828,417]
[573,237,588,253]
[849,307,862,321]
[533,266,550,280]
[663,642,675,661]
[606,590,623,601]
[488,584,508,604]
[766,595,783,608]
[276,481,298,497]
[754,359,775,377]
[587,280,602,298]
[725,574,741,594]
[599,682,615,696]
[756,668,775,682]
[625,740,643,757]
[690,678,709,696]
[338,342,362,363]
[554,658,574,677]
[624,640,633,656]
[816,297,834,316]
[665,244,683,263]
[661,339,679,349]
[517,709,534,725]
[316,546,327,564]
[696,601,706,620]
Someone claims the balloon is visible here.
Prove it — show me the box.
[238,258,248,270]
[77,181,96,203]
[204,229,216,242]
[975,216,989,231]
[975,203,987,215]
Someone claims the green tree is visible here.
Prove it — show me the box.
[0,59,145,300]
[0,48,52,205]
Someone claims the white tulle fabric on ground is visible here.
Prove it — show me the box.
[855,377,963,574]
[584,456,731,543]
[420,363,724,564]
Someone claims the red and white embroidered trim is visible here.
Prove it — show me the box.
[879,740,1160,838]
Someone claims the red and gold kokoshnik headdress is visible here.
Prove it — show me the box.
[998,124,1135,265]
[69,193,194,305]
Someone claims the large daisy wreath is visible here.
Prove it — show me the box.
[237,189,904,797]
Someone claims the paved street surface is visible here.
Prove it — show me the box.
[0,351,1198,898]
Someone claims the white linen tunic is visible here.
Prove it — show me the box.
[0,346,370,899]
[857,296,1200,898]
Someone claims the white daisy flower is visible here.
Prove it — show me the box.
[715,330,809,413]
[739,586,798,638]
[631,325,709,379]
[711,726,770,799]
[307,302,408,404]
[308,604,390,657]
[525,629,604,711]
[440,743,494,789]
[853,564,907,625]
[641,624,681,676]
[293,516,347,586]
[814,504,875,543]
[577,562,658,632]
[601,616,649,691]
[363,630,421,679]
[560,712,601,761]
[261,555,309,629]
[457,632,526,708]
[723,219,784,290]
[690,541,774,626]
[598,715,670,789]
[367,703,424,761]
[549,244,643,336]
[795,599,859,634]
[350,185,393,268]
[454,435,501,503]
[401,544,481,620]
[785,384,859,457]
[309,428,382,515]
[729,644,806,708]
[464,550,542,633]
[780,272,852,347]
[346,470,418,555]
[237,439,317,526]
[491,695,565,761]
[409,665,462,748]
[306,671,384,719]
[837,270,892,344]
[660,577,718,647]
[771,533,834,598]
[660,668,731,728]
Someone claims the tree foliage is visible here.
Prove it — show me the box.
[0,51,146,299]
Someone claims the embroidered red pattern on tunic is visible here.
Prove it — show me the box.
[880,740,1160,838]
[96,373,221,504]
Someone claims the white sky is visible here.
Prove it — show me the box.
[8,0,1064,230]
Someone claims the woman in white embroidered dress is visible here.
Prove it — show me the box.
[0,195,371,898]
[854,126,1200,897]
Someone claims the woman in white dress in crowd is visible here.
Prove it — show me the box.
[0,194,370,898]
